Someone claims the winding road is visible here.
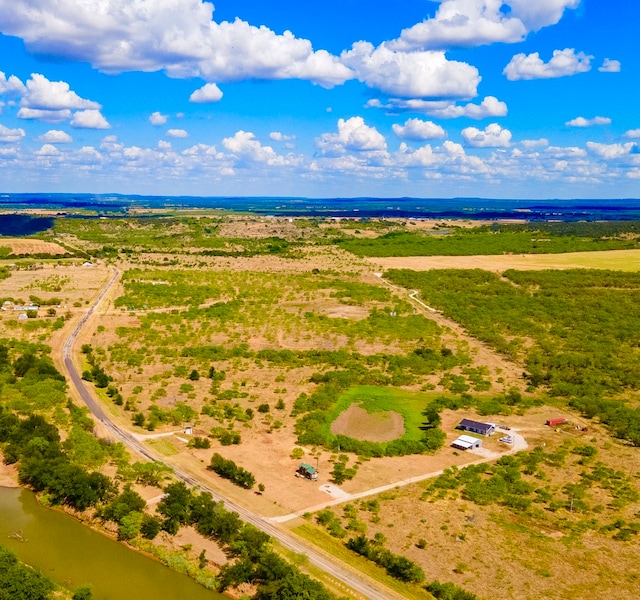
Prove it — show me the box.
[61,267,399,600]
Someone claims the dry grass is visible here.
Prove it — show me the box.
[0,238,69,255]
[368,248,640,273]
[330,405,405,442]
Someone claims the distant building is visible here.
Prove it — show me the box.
[12,305,39,312]
[545,418,567,427]
[451,435,482,451]
[457,419,495,436]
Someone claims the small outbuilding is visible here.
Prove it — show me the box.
[457,419,495,436]
[451,435,482,451]
[296,463,318,481]
[546,418,567,427]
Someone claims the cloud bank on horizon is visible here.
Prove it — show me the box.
[0,0,637,198]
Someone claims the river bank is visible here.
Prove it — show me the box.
[0,485,227,600]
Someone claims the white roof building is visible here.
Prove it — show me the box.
[451,435,483,450]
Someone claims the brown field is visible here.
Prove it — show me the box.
[330,405,405,442]
[368,248,640,272]
[0,238,69,255]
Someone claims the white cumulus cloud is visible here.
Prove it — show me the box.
[22,73,100,110]
[149,111,168,126]
[17,107,72,122]
[462,123,512,147]
[316,117,387,156]
[70,109,110,129]
[38,129,72,143]
[368,96,507,120]
[623,129,640,139]
[392,119,445,141]
[586,141,635,159]
[167,129,188,138]
[35,143,60,156]
[222,131,287,165]
[503,48,592,80]
[341,41,479,99]
[0,0,353,88]
[599,58,621,73]
[0,71,26,96]
[0,123,25,142]
[565,116,611,127]
[189,83,223,103]
[389,0,580,51]
[269,132,296,142]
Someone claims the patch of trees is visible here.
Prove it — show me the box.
[387,268,640,400]
[570,396,640,447]
[422,444,639,521]
[346,534,425,583]
[156,483,335,598]
[209,453,256,489]
[98,485,161,541]
[0,544,56,600]
[426,581,478,600]
[80,344,111,389]
[338,221,640,257]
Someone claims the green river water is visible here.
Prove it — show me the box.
[0,486,225,600]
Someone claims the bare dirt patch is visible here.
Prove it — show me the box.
[0,238,69,255]
[330,405,405,442]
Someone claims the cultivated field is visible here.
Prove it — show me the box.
[0,237,69,255]
[369,248,640,272]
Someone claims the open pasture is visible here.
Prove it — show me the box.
[0,238,69,256]
[369,248,640,273]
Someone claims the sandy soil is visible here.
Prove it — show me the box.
[0,462,19,487]
[330,405,405,442]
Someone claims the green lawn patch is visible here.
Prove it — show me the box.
[327,385,429,443]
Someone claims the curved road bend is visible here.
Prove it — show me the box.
[61,267,398,600]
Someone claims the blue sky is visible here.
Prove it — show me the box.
[0,0,638,198]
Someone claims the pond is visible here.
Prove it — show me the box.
[0,486,225,600]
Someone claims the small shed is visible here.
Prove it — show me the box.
[451,435,482,451]
[546,418,567,427]
[296,463,318,481]
[457,419,495,436]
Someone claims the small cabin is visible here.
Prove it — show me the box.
[296,463,318,481]
[457,419,495,436]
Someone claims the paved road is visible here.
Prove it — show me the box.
[61,267,398,600]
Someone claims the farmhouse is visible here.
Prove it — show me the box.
[451,435,482,451]
[457,418,495,436]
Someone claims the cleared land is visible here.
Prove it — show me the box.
[330,405,405,442]
[0,238,69,255]
[369,248,640,272]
